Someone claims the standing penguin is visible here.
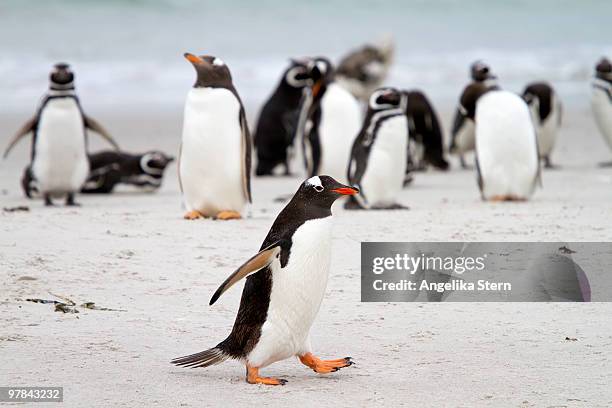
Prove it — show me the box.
[2,63,119,206]
[475,90,540,201]
[403,89,449,172]
[296,58,362,182]
[449,61,498,168]
[522,82,562,168]
[172,176,358,385]
[590,57,612,165]
[346,87,409,210]
[254,59,311,176]
[179,53,251,220]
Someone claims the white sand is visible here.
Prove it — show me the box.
[1,106,612,407]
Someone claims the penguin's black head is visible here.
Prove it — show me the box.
[283,59,312,89]
[305,57,334,100]
[294,175,359,209]
[140,151,174,175]
[50,63,75,90]
[470,60,495,82]
[184,53,233,89]
[368,87,405,111]
[595,57,612,81]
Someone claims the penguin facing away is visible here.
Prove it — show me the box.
[475,90,540,201]
[179,53,252,220]
[254,59,312,176]
[295,57,362,183]
[590,57,612,165]
[403,89,449,172]
[346,87,409,210]
[449,61,499,169]
[2,63,120,206]
[172,176,358,386]
[522,82,562,168]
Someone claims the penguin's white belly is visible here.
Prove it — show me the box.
[31,98,88,194]
[247,217,332,368]
[453,119,476,153]
[318,84,361,182]
[537,109,559,157]
[475,91,538,200]
[591,87,612,150]
[361,115,408,206]
[180,88,245,216]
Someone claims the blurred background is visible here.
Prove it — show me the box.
[0,0,610,113]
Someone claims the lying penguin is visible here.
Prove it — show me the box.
[473,89,541,201]
[3,63,119,206]
[20,150,173,196]
[346,87,409,210]
[295,57,362,183]
[172,176,358,385]
[590,57,612,165]
[254,59,311,176]
[335,36,394,101]
[404,89,449,172]
[449,61,499,168]
[522,82,562,168]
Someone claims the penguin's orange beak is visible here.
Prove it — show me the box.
[312,80,323,98]
[184,53,204,64]
[332,187,359,195]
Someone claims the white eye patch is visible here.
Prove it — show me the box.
[286,66,308,88]
[306,176,323,190]
[213,58,225,66]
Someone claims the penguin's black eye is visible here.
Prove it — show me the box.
[314,185,324,192]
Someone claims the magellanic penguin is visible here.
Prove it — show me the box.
[179,53,252,220]
[346,88,409,210]
[590,57,612,165]
[335,36,395,101]
[403,89,449,173]
[254,59,312,176]
[295,58,362,183]
[449,61,499,168]
[2,63,119,206]
[475,90,541,201]
[171,176,358,385]
[522,82,562,168]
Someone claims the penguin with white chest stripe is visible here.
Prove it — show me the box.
[296,58,362,183]
[2,63,119,206]
[590,57,612,166]
[254,59,311,176]
[172,176,358,385]
[345,87,409,210]
[179,53,252,220]
[473,89,541,201]
[522,82,562,168]
[449,61,499,169]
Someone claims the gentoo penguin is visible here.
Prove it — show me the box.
[403,90,449,172]
[449,61,498,168]
[522,82,562,168]
[172,176,358,385]
[590,57,612,165]
[254,59,311,176]
[346,88,409,210]
[336,36,395,101]
[296,58,362,182]
[475,90,540,201]
[2,63,119,206]
[179,53,252,220]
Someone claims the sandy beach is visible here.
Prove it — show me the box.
[1,103,611,407]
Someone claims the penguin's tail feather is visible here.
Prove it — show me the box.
[171,346,230,369]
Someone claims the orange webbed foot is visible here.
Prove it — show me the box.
[215,210,242,220]
[246,365,287,386]
[183,210,204,220]
[299,353,354,374]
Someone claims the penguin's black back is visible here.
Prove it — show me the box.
[523,82,554,121]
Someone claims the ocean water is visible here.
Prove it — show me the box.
[0,0,610,112]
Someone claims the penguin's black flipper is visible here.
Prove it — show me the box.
[3,116,37,159]
[84,115,120,150]
[210,241,283,305]
[239,110,252,203]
